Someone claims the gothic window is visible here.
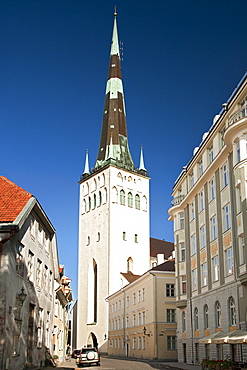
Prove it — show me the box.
[82,199,86,214]
[194,307,199,331]
[88,196,91,211]
[120,190,125,205]
[142,195,147,211]
[112,187,118,203]
[215,301,221,328]
[135,194,140,210]
[128,192,133,207]
[99,191,102,206]
[204,305,209,329]
[229,297,236,326]
[93,193,96,209]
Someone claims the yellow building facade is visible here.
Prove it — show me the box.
[107,260,177,361]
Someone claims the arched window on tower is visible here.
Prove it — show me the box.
[120,190,125,205]
[88,197,91,211]
[142,195,147,211]
[128,192,133,207]
[135,194,140,210]
[99,191,102,206]
[112,187,118,203]
[127,257,133,272]
[93,193,96,209]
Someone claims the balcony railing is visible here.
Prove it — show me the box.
[228,103,247,126]
[171,194,185,206]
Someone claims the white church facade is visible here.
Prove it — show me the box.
[77,12,150,351]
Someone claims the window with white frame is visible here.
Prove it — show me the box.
[179,212,185,229]
[229,297,236,326]
[166,284,175,297]
[38,223,43,245]
[226,247,233,276]
[199,190,204,211]
[215,301,221,328]
[128,192,133,207]
[28,250,34,281]
[132,337,136,350]
[181,275,186,294]
[200,225,206,249]
[236,185,242,214]
[133,293,136,305]
[138,312,141,326]
[126,316,129,328]
[191,234,196,255]
[209,177,215,201]
[167,336,177,350]
[142,336,145,350]
[190,200,195,221]
[239,235,245,265]
[180,242,186,261]
[210,215,217,241]
[198,159,203,176]
[208,144,214,163]
[138,290,141,303]
[222,163,228,188]
[142,311,145,325]
[37,307,43,348]
[30,216,35,238]
[126,296,129,307]
[202,262,207,286]
[142,288,145,301]
[192,269,197,290]
[212,256,219,282]
[135,194,140,210]
[36,259,42,288]
[223,204,231,231]
[194,307,199,331]
[138,337,141,350]
[167,309,176,322]
[190,172,194,188]
[236,140,241,163]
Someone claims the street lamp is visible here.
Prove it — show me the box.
[9,287,27,313]
[143,326,150,337]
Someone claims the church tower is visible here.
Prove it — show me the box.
[77,11,150,351]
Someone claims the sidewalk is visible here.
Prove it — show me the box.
[158,361,201,369]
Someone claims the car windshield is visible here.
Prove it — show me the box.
[81,348,96,354]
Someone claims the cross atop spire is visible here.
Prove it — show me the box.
[95,12,134,171]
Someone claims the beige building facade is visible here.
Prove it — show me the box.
[169,73,247,364]
[107,260,177,361]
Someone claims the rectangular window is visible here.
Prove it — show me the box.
[208,145,214,163]
[138,312,141,326]
[36,259,42,287]
[37,308,43,348]
[198,159,203,176]
[133,293,136,305]
[209,177,215,201]
[192,269,197,290]
[179,213,185,229]
[202,263,207,286]
[142,288,145,301]
[236,186,242,214]
[190,201,195,221]
[167,309,176,323]
[191,234,196,255]
[28,250,34,281]
[166,284,175,297]
[239,235,245,265]
[212,256,219,282]
[126,316,129,328]
[199,191,204,212]
[222,163,228,188]
[138,290,141,303]
[211,216,217,241]
[226,247,233,276]
[200,225,206,249]
[16,251,24,277]
[123,231,126,241]
[181,275,186,294]
[138,337,141,350]
[126,296,129,308]
[133,314,136,327]
[132,337,136,350]
[134,234,138,243]
[223,204,231,231]
[167,336,177,350]
[30,216,35,238]
[142,336,146,350]
[190,172,194,188]
[180,242,185,261]
[142,311,145,325]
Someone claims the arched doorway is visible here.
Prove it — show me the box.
[87,332,98,349]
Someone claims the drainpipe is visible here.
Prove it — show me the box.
[149,272,157,359]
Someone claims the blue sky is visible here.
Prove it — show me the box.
[1,0,247,297]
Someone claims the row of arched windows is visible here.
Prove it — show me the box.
[82,175,105,196]
[82,189,107,214]
[182,297,236,332]
[114,188,147,211]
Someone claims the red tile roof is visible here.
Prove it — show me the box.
[150,237,174,258]
[120,271,141,283]
[0,176,32,222]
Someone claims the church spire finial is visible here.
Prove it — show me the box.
[139,146,147,171]
[114,6,117,17]
[83,149,90,175]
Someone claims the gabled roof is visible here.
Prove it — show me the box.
[0,176,33,222]
[120,271,141,283]
[151,259,175,272]
[150,237,174,258]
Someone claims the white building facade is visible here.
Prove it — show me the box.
[77,13,150,351]
[169,73,247,365]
